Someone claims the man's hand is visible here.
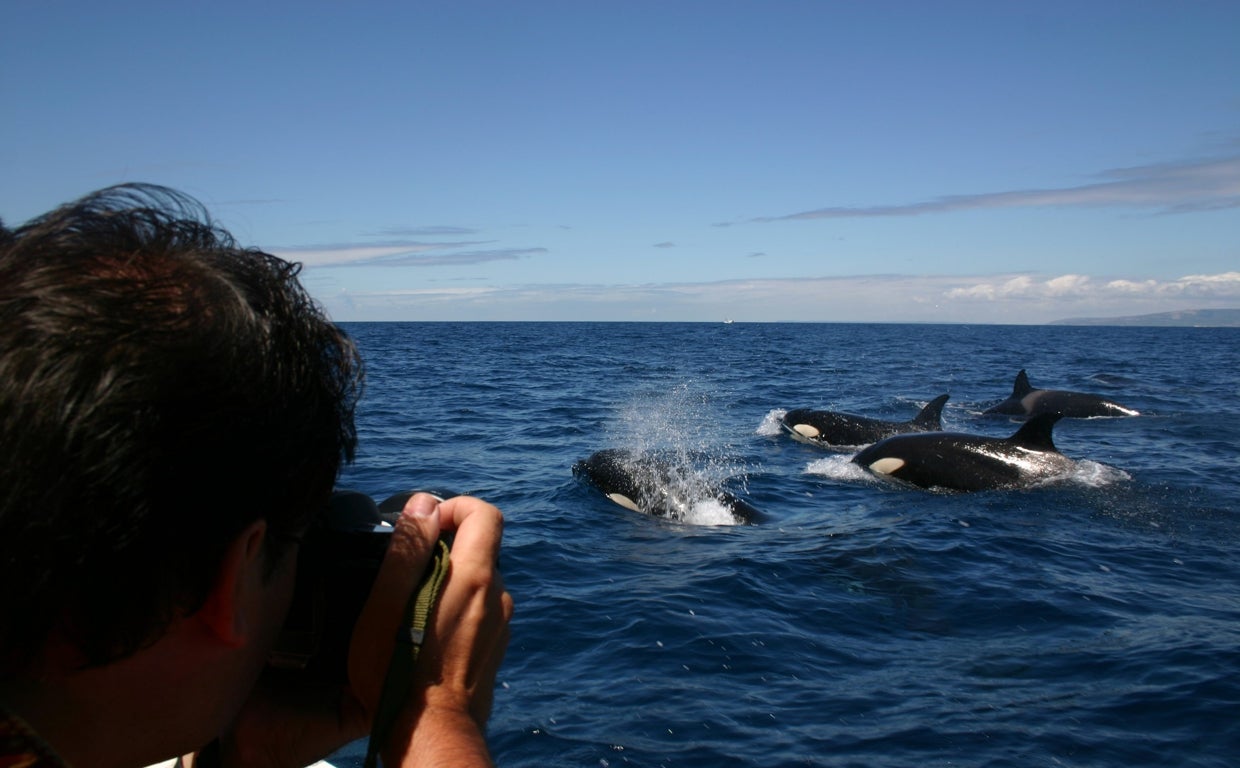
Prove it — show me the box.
[216,492,512,768]
[354,493,513,767]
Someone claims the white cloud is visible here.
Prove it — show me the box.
[1043,274,1093,296]
[1104,279,1159,294]
[943,271,1240,313]
[316,271,1240,324]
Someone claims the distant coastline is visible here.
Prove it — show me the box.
[1051,308,1240,327]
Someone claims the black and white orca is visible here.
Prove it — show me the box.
[851,413,1076,492]
[782,394,950,448]
[572,448,763,524]
[984,369,1138,419]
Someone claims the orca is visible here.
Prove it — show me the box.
[984,369,1138,419]
[851,413,1076,492]
[572,448,764,524]
[782,394,950,447]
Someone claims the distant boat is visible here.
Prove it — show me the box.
[723,318,734,324]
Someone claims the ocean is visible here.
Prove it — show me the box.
[328,321,1239,767]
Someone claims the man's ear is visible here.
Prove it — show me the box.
[194,519,269,647]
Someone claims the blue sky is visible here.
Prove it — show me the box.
[3,1,1238,323]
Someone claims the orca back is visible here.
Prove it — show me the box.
[910,393,950,430]
[1006,412,1063,453]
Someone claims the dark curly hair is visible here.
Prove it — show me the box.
[0,184,363,674]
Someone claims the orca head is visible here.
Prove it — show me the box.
[790,422,821,439]
[781,409,824,439]
[574,448,763,525]
[572,449,640,498]
[865,456,907,476]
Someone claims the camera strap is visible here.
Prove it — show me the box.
[364,536,451,768]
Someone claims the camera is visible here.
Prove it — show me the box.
[268,488,451,683]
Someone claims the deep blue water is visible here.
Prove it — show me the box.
[330,322,1239,767]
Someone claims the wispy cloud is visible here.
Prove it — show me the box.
[381,247,547,266]
[272,242,466,267]
[370,226,481,236]
[755,155,1240,222]
[271,241,544,268]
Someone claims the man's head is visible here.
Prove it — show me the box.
[0,184,363,676]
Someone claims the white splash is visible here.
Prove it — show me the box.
[1065,459,1131,487]
[603,381,754,526]
[687,498,743,526]
[805,455,872,482]
[755,408,787,436]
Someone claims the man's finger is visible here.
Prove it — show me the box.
[348,492,442,710]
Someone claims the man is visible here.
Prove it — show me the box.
[0,184,513,767]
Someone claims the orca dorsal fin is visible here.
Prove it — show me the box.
[1011,369,1033,397]
[1008,412,1062,452]
[912,393,950,429]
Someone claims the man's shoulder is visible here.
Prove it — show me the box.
[0,707,68,768]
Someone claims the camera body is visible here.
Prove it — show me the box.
[269,489,447,683]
